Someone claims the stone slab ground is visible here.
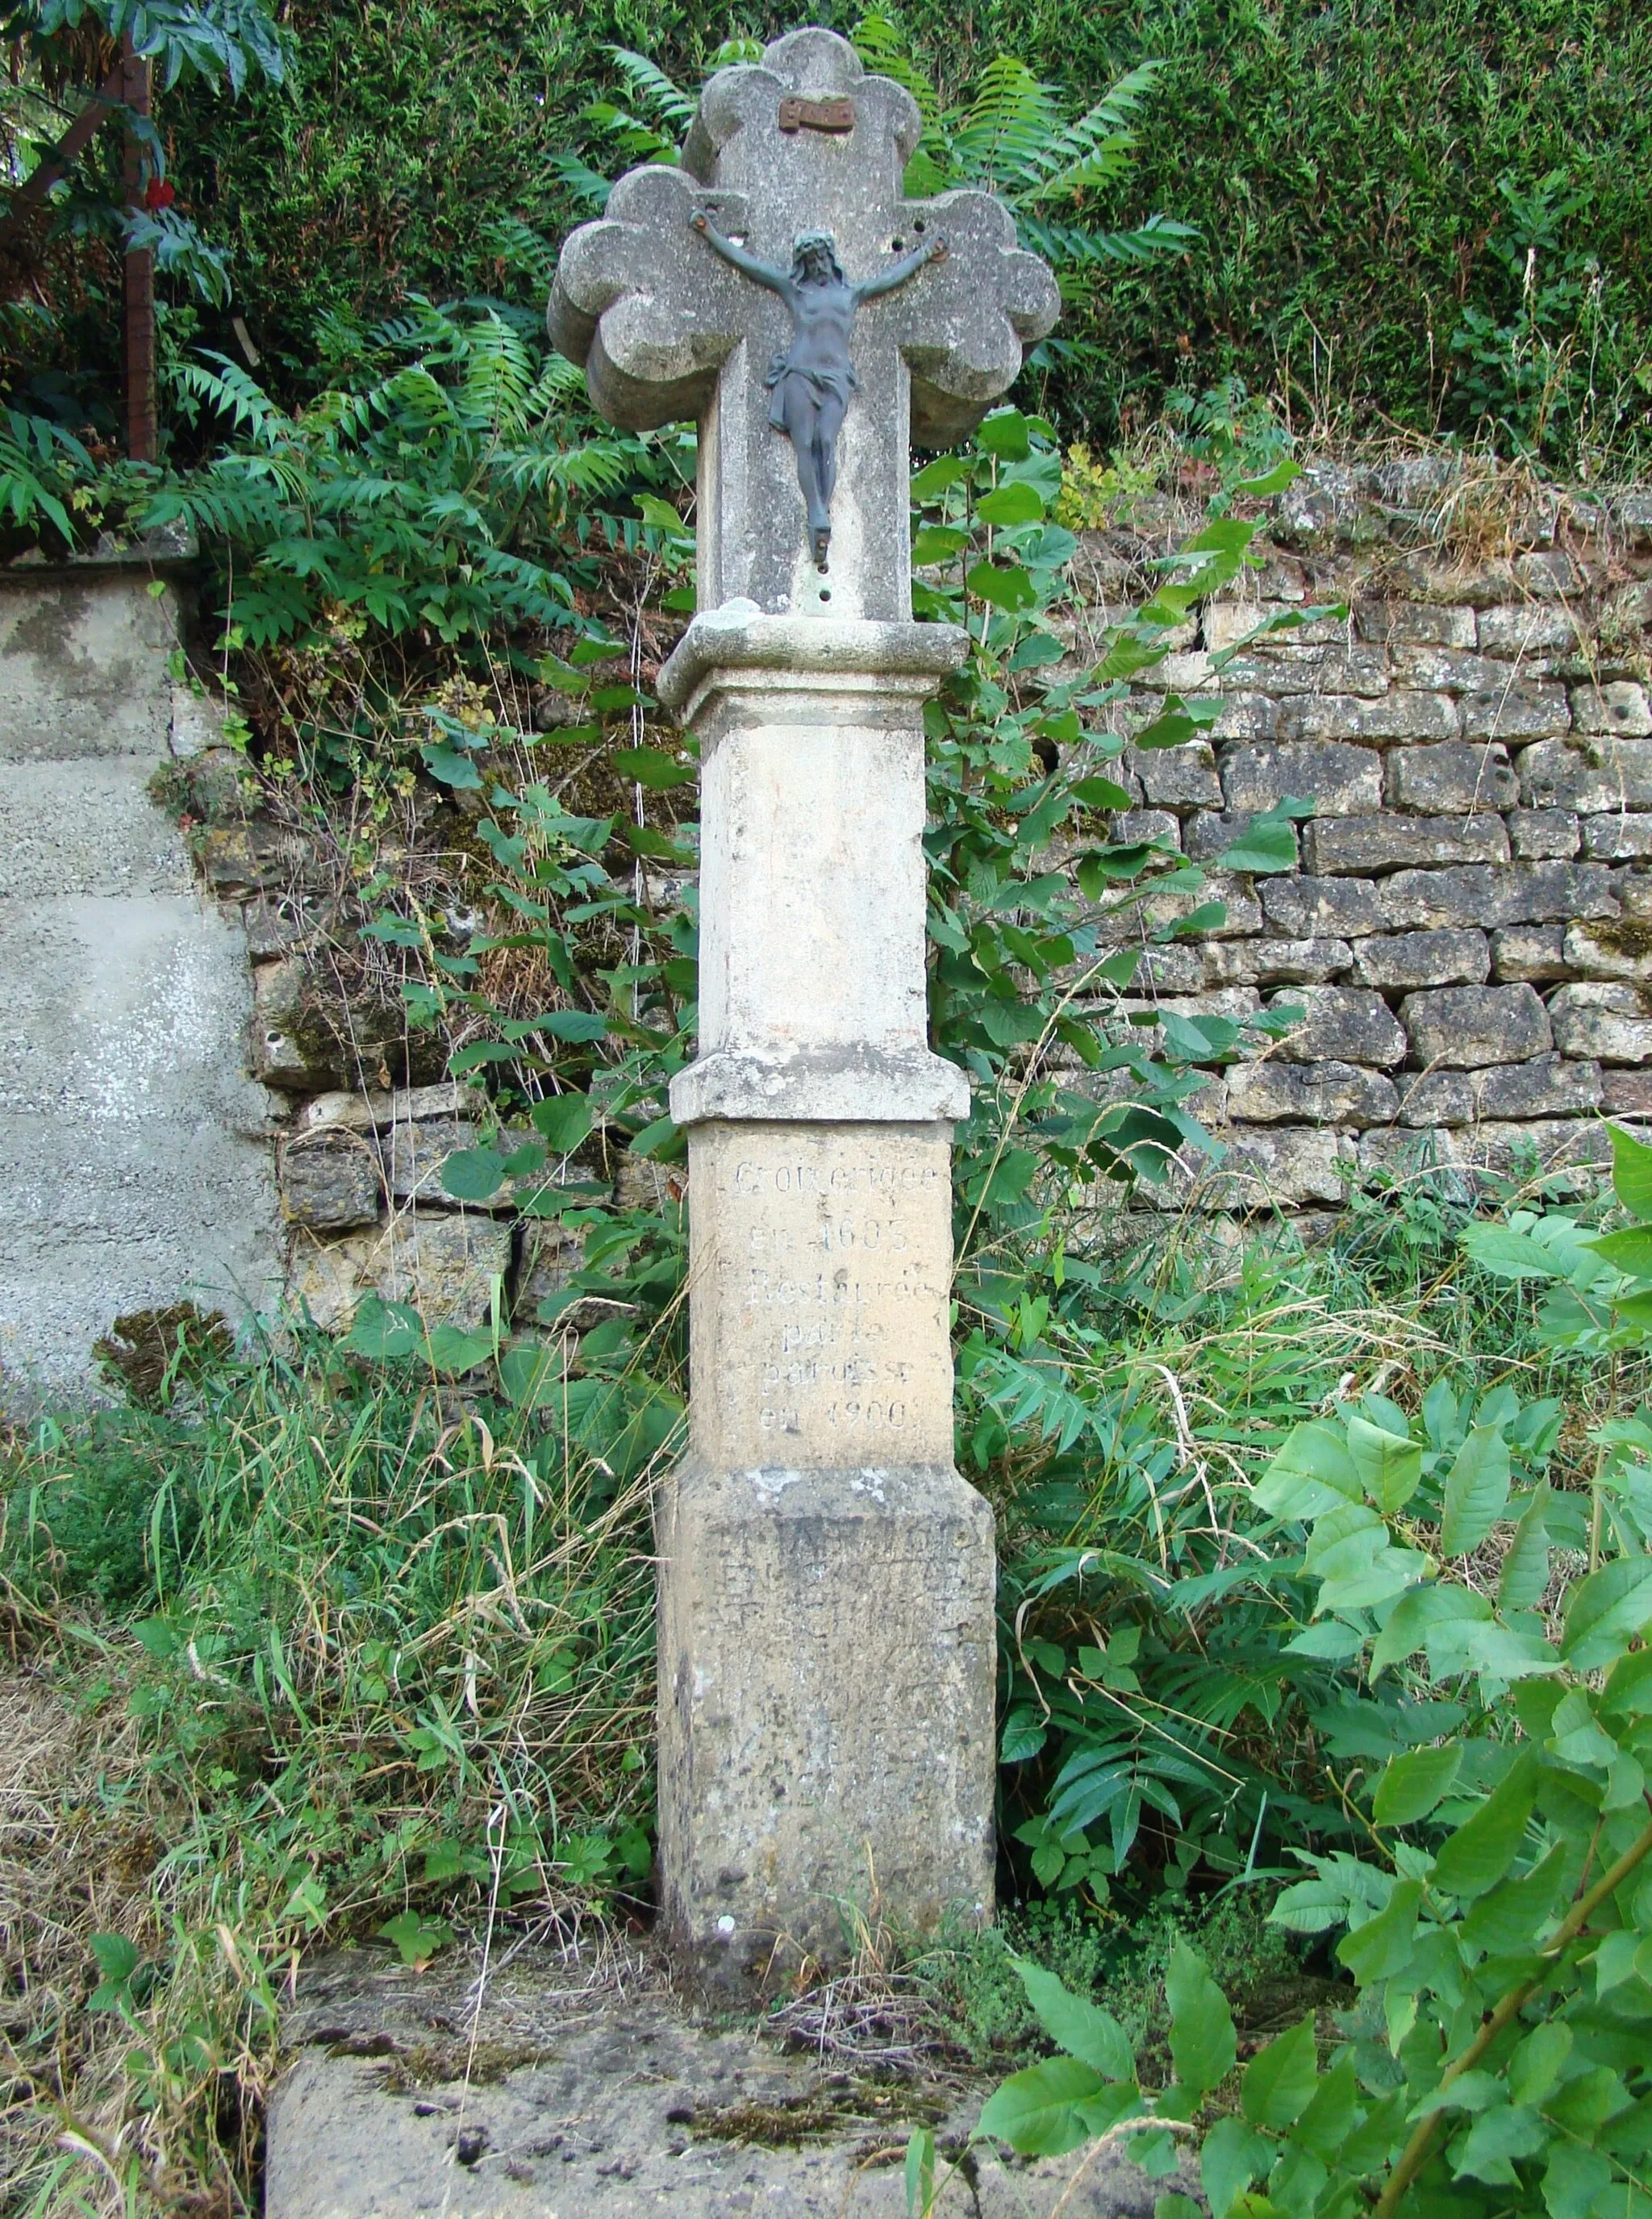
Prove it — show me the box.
[265,1944,1195,2219]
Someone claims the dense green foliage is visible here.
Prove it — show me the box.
[150,0,1652,465]
[6,10,1652,2215]
[0,0,284,449]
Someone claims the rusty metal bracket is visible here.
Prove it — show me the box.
[778,96,854,134]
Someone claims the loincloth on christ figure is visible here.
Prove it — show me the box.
[764,352,858,428]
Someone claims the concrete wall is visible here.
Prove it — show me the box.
[0,548,282,1408]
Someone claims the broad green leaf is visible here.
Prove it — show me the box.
[1283,1621,1367,1660]
[911,523,969,565]
[976,2055,1106,2154]
[1008,629,1066,669]
[1130,694,1219,749]
[1549,1687,1618,1769]
[977,481,1045,526]
[1432,1750,1537,1900]
[1201,2116,1270,2219]
[1000,1708,1046,1764]
[1562,1559,1652,1671]
[1440,1424,1511,1555]
[537,1010,608,1041]
[1499,1484,1552,1613]
[635,492,687,534]
[611,745,695,789]
[1241,2013,1318,2128]
[1009,1958,1134,2081]
[1444,1620,1561,1682]
[1602,1645,1652,1721]
[1270,1876,1361,1934]
[1254,1420,1361,1520]
[1371,1582,1490,1674]
[1610,1123,1652,1220]
[378,1910,453,1969]
[910,454,970,498]
[1461,1843,1568,1954]
[421,1324,495,1375]
[1068,774,1137,811]
[1337,1879,1421,1986]
[1166,1941,1237,2096]
[497,1341,566,1412]
[1233,457,1302,498]
[1293,2051,1359,2161]
[1217,816,1299,874]
[1542,2143,1613,2219]
[1372,1743,1462,1826]
[530,1092,594,1154]
[440,1145,507,1201]
[966,559,1037,611]
[975,408,1031,460]
[1508,2022,1572,2108]
[343,1295,422,1361]
[1304,1498,1388,1586]
[1454,2101,1547,2184]
[90,1933,141,1985]
[1349,1415,1424,1513]
[422,741,483,789]
[1587,1224,1652,1274]
[1460,1224,1567,1283]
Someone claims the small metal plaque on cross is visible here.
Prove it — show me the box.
[778,94,854,133]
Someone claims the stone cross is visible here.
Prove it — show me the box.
[552,27,1058,1994]
[550,25,1057,623]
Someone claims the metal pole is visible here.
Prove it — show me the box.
[120,33,156,465]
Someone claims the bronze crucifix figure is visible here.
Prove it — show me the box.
[690,213,946,569]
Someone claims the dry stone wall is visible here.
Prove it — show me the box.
[1063,463,1652,1212]
[135,459,1652,1364]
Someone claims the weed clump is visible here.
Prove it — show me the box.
[925,1894,1307,2080]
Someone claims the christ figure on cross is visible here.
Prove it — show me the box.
[690,212,947,569]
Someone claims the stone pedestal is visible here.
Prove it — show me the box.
[550,24,1059,1996]
[655,611,995,1992]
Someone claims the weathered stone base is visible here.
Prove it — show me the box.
[656,1457,995,1996]
[265,1945,1194,2219]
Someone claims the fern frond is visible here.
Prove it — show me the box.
[173,355,291,444]
[850,12,940,129]
[457,313,536,429]
[1018,210,1199,266]
[1073,57,1166,135]
[482,215,558,290]
[547,151,612,215]
[601,45,695,135]
[1023,137,1137,207]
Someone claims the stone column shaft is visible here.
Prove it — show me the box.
[655,609,995,1992]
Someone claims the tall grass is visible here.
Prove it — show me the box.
[0,1179,1633,2214]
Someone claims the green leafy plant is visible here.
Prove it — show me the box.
[914,1288,1652,2215]
[1,0,286,522]
[850,15,1196,281]
[1462,1125,1652,1353]
[1448,169,1629,464]
[146,283,669,645]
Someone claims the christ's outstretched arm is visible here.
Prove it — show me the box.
[690,211,793,297]
[853,236,947,304]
